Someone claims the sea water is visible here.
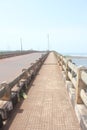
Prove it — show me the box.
[63,53,87,67]
[71,58,87,67]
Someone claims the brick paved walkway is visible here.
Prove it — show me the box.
[3,52,81,130]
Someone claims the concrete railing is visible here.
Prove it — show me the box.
[0,52,49,127]
[54,51,87,130]
[54,51,87,107]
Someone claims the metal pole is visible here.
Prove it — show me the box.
[47,34,49,51]
[20,38,22,51]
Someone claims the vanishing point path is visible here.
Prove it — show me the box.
[3,52,81,130]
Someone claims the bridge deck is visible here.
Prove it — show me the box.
[3,52,81,130]
[0,52,43,84]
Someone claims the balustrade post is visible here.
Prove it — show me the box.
[55,53,58,65]
[76,67,86,104]
[58,56,61,66]
[66,59,70,81]
[61,56,63,71]
[58,55,63,69]
[0,83,11,101]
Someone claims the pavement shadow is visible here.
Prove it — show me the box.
[2,75,37,130]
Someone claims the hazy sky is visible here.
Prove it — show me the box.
[0,0,87,53]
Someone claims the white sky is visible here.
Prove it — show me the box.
[0,0,87,53]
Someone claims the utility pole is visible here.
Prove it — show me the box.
[47,34,49,51]
[20,38,22,51]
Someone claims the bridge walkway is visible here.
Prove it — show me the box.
[2,52,81,130]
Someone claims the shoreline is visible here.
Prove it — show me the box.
[66,56,87,59]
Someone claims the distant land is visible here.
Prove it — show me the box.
[63,53,87,59]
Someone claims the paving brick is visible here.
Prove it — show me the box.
[2,52,81,130]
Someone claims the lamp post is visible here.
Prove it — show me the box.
[47,34,49,51]
[20,38,22,51]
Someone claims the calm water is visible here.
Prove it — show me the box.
[63,53,87,67]
[71,58,87,67]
